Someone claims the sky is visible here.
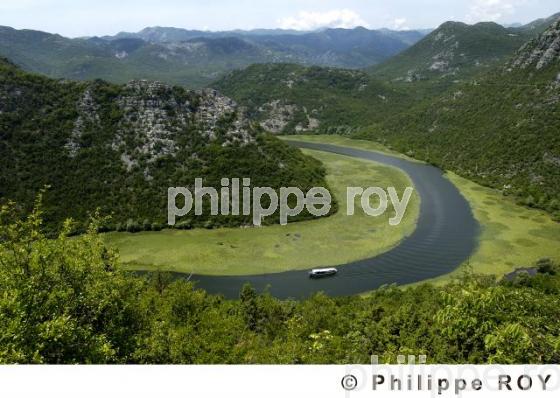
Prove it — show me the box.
[0,0,558,37]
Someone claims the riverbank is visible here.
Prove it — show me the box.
[104,147,419,276]
[284,135,560,286]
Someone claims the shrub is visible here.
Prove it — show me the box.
[537,258,556,275]
[175,220,192,230]
[126,219,141,233]
[142,219,152,231]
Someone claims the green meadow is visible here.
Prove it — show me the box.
[439,172,560,280]
[104,148,419,275]
[105,135,560,280]
[285,135,560,283]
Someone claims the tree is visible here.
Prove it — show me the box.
[0,198,144,363]
[239,284,259,332]
[537,258,556,275]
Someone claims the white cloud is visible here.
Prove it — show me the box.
[0,0,46,11]
[392,18,409,30]
[466,0,523,22]
[278,9,369,31]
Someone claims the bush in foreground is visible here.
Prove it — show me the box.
[1,201,559,364]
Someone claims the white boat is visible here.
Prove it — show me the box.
[308,268,338,278]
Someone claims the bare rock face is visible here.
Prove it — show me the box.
[114,80,188,162]
[196,89,254,145]
[259,100,298,133]
[63,79,256,170]
[65,89,100,157]
[430,35,459,70]
[509,18,560,70]
[258,100,320,134]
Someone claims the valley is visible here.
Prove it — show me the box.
[2,4,560,366]
[105,135,560,297]
[2,14,559,289]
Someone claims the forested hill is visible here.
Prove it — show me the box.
[0,58,327,232]
[212,63,411,135]
[362,17,560,218]
[368,21,533,82]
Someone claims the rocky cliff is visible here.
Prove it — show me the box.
[0,58,327,231]
[508,17,560,70]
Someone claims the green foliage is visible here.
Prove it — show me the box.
[213,63,411,135]
[537,258,557,275]
[214,20,560,217]
[2,204,560,364]
[0,59,329,233]
[369,21,532,82]
[0,198,146,363]
[358,65,560,215]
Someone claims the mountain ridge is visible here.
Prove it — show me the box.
[368,20,534,82]
[0,25,428,88]
[507,17,560,70]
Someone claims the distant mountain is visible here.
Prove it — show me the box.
[368,21,533,82]
[0,25,428,88]
[0,26,275,87]
[106,26,310,43]
[518,12,560,34]
[112,25,425,46]
[0,58,327,231]
[106,26,429,69]
[109,27,309,42]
